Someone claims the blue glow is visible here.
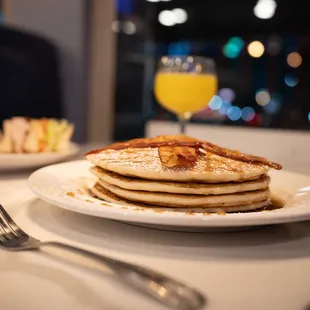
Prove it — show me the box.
[230,37,245,49]
[284,74,299,87]
[308,112,310,122]
[168,41,191,56]
[208,95,223,110]
[218,101,232,115]
[227,106,242,121]
[222,45,240,59]
[116,0,133,14]
[222,37,244,59]
[263,98,281,114]
[242,107,256,122]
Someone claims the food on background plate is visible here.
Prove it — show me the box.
[85,135,282,213]
[0,117,74,153]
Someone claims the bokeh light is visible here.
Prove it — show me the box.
[222,37,244,59]
[172,8,188,24]
[308,112,310,122]
[255,89,271,106]
[112,20,121,32]
[267,35,281,56]
[249,114,262,126]
[122,21,136,35]
[208,95,223,111]
[253,0,277,19]
[263,97,281,114]
[247,41,265,58]
[284,74,299,87]
[218,88,236,102]
[242,107,256,122]
[168,41,190,55]
[158,10,176,26]
[227,106,242,121]
[287,52,302,68]
[218,101,232,116]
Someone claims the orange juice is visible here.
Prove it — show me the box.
[155,73,217,114]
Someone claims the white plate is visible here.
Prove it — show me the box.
[0,143,80,171]
[28,160,310,230]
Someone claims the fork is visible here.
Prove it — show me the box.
[0,204,205,310]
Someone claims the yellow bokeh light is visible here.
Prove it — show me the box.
[287,52,302,68]
[247,41,265,58]
[161,56,168,64]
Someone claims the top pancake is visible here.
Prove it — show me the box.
[85,135,271,183]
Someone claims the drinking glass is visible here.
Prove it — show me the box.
[154,56,217,134]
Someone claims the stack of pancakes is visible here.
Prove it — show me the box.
[85,135,281,213]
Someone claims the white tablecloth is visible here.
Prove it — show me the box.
[1,149,310,310]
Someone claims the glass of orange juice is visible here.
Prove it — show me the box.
[154,56,217,134]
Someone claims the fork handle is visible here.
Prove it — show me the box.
[38,241,204,310]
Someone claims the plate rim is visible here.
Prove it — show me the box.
[28,160,310,227]
[0,143,80,170]
[0,142,80,159]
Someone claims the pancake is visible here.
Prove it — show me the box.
[91,182,270,213]
[98,180,270,208]
[85,135,272,183]
[86,135,281,213]
[90,166,270,195]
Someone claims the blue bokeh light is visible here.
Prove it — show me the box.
[263,98,281,114]
[222,37,244,59]
[242,107,256,122]
[168,41,191,56]
[218,101,232,115]
[227,106,242,121]
[208,95,223,110]
[116,0,133,14]
[284,74,299,87]
[308,112,310,122]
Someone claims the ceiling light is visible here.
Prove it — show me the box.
[172,8,188,24]
[158,10,176,26]
[254,0,277,19]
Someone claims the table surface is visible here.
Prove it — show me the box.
[1,149,310,310]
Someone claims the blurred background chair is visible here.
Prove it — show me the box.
[0,26,62,122]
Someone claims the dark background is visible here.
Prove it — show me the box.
[114,0,310,140]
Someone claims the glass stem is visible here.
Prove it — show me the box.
[178,112,192,135]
